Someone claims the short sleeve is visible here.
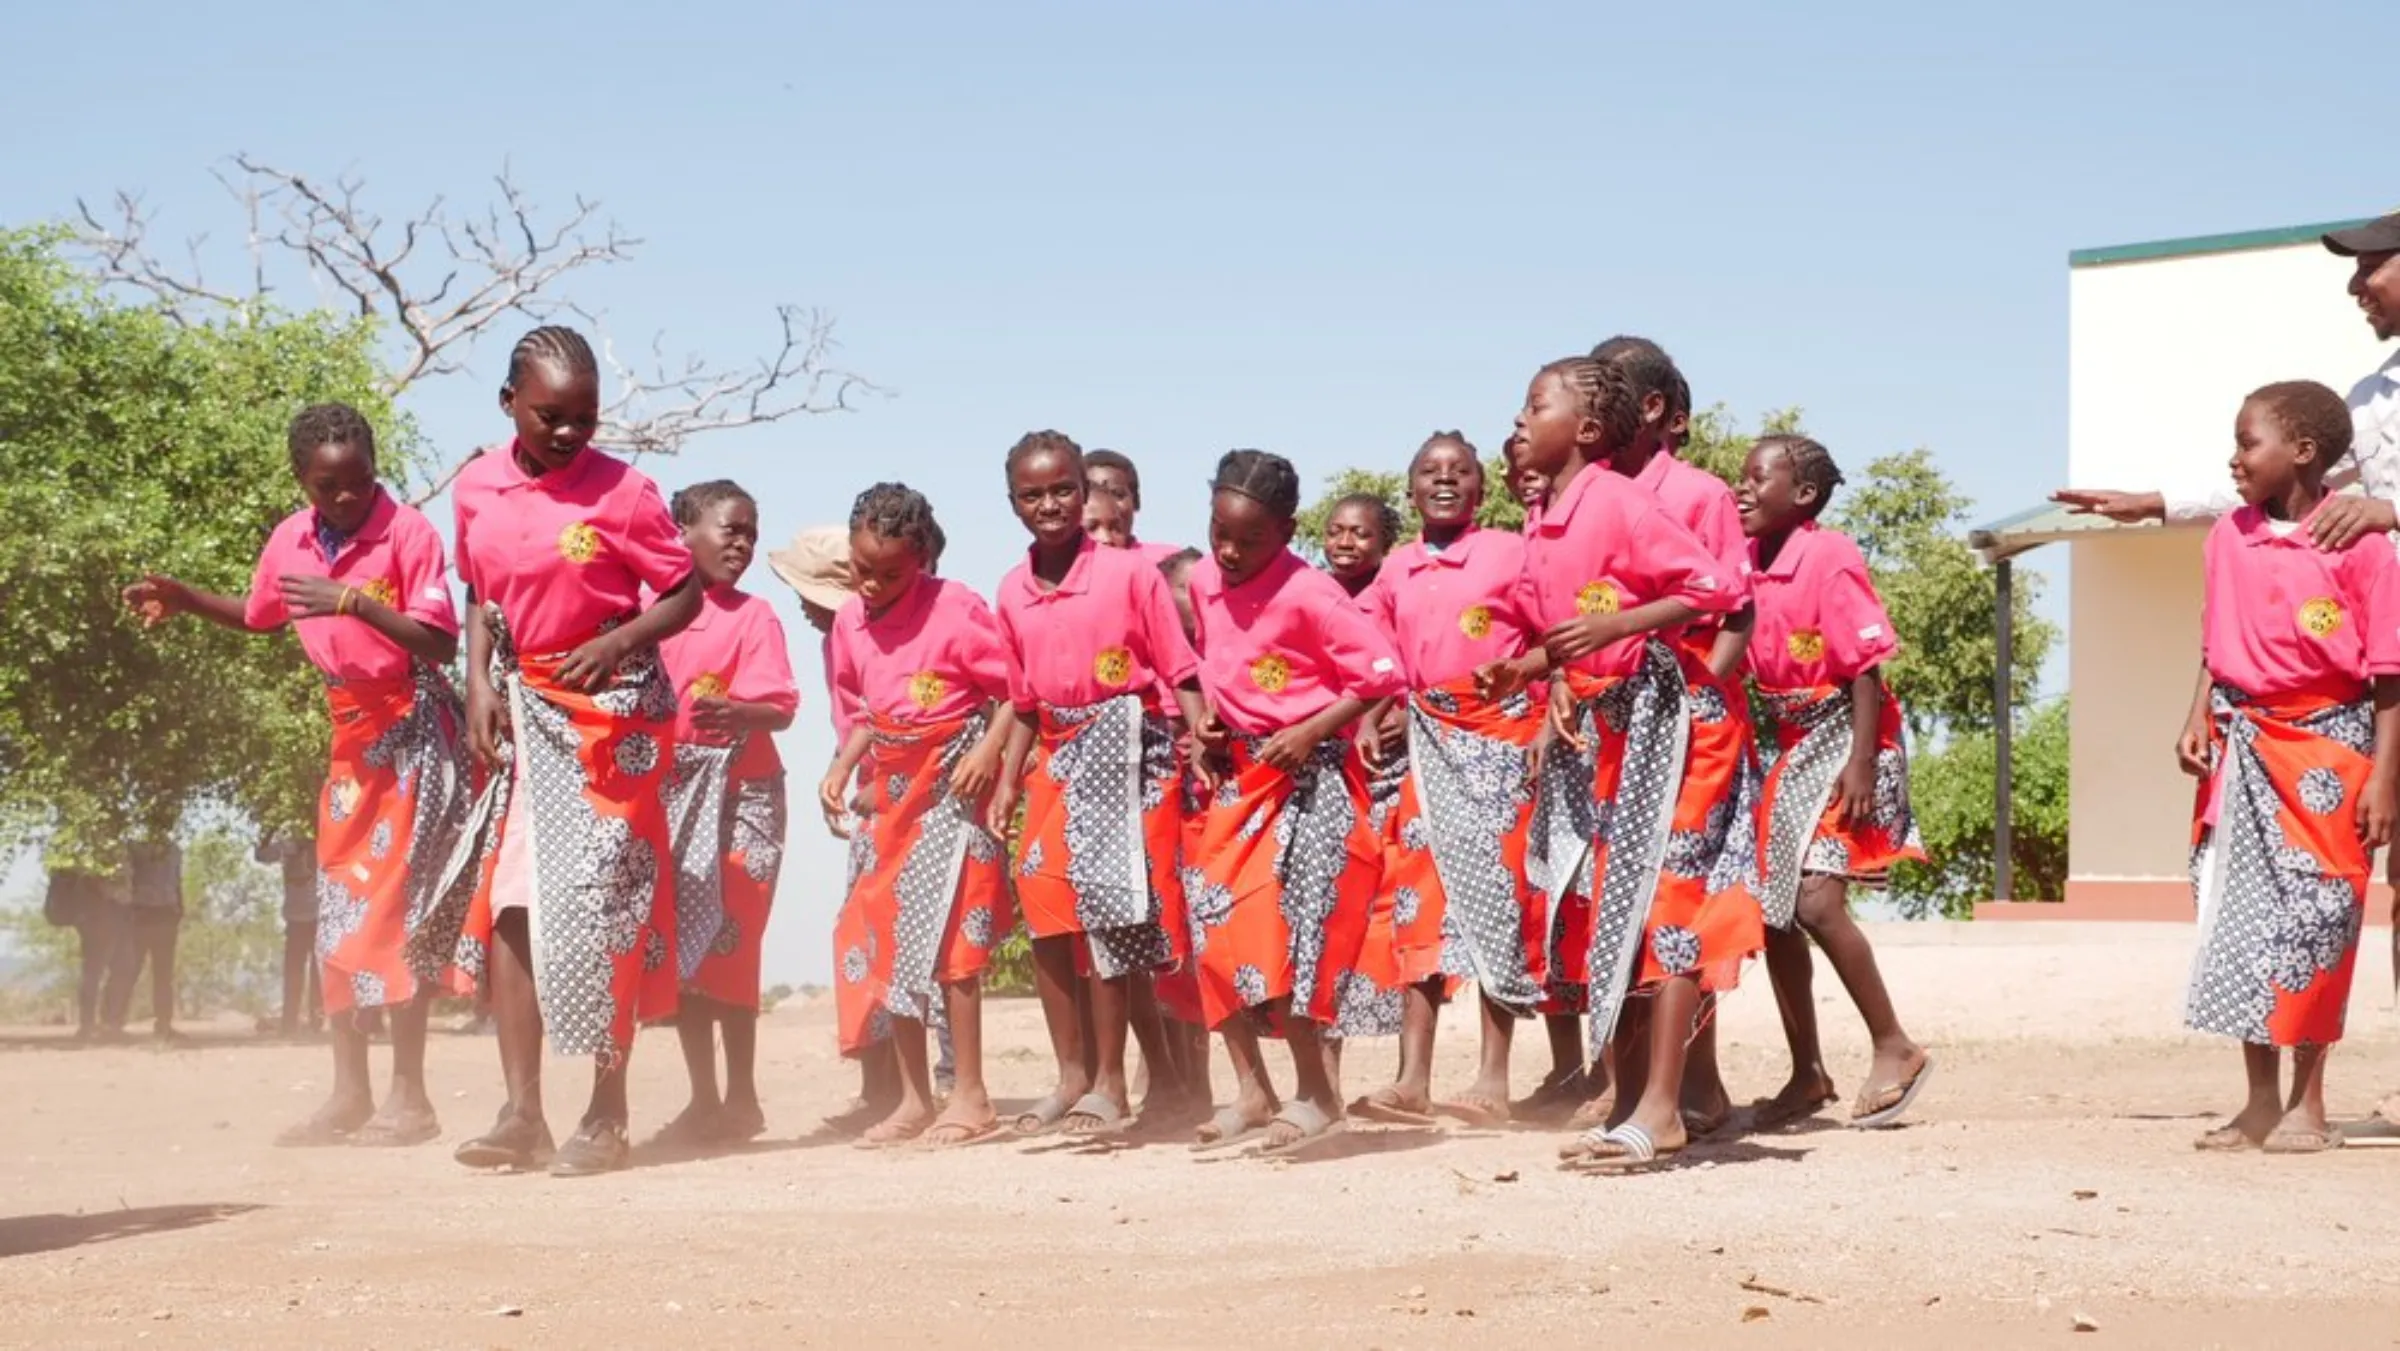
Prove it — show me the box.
[451,489,483,604]
[995,593,1036,712]
[1316,588,1405,702]
[244,534,288,631]
[1133,565,1201,688]
[1815,542,1900,681]
[1621,494,1744,615]
[826,621,866,736]
[616,477,696,597]
[1690,481,1752,588]
[729,604,802,716]
[394,513,461,635]
[953,590,1016,705]
[2344,538,2400,678]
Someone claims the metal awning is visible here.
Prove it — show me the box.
[1967,502,2179,565]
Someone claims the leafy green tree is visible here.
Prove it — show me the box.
[1899,699,2070,916]
[0,228,396,864]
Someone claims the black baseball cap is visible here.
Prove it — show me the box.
[2323,212,2400,257]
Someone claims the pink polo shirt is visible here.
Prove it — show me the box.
[818,633,856,742]
[1188,550,1404,736]
[827,577,1014,726]
[2202,504,2400,699]
[997,537,1201,713]
[1634,452,1751,629]
[658,586,800,776]
[1521,465,1741,680]
[1375,528,1538,689]
[1745,522,1900,691]
[244,489,459,683]
[450,443,693,655]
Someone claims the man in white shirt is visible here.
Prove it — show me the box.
[2054,212,2400,1144]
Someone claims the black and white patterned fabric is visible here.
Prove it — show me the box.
[382,664,478,993]
[877,710,992,1030]
[661,740,736,982]
[1411,690,1541,1012]
[1583,641,1691,1059]
[1328,743,1409,1040]
[2184,684,2372,1045]
[1043,696,1173,978]
[1528,694,1601,1011]
[1259,735,1359,1021]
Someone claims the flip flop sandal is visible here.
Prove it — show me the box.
[1250,1100,1344,1159]
[1849,1057,1934,1130]
[1062,1093,1135,1138]
[453,1120,556,1171]
[853,1118,930,1151]
[1562,1121,1679,1173]
[349,1114,441,1148]
[918,1116,1008,1149]
[2193,1124,2260,1152]
[2336,1116,2400,1148]
[549,1120,630,1177]
[1565,1094,1617,1132]
[1350,1086,1439,1127]
[1432,1093,1512,1128]
[2262,1127,2344,1155]
[1011,1092,1075,1138]
[1190,1105,1272,1155]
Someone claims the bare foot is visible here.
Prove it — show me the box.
[717,1098,767,1142]
[1751,1072,1839,1130]
[647,1104,724,1151]
[921,1091,1000,1148]
[1851,1045,1932,1125]
[276,1096,375,1147]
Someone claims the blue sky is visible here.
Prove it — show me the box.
[3,0,2390,982]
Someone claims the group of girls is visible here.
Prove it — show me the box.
[123,319,1950,1176]
[130,325,803,1176]
[824,335,1938,1168]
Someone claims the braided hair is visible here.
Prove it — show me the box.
[286,402,376,474]
[1331,491,1405,551]
[1537,356,1641,457]
[1590,334,1679,409]
[1085,448,1141,507]
[1006,429,1085,481]
[1211,450,1302,520]
[505,325,599,390]
[1753,433,1846,518]
[848,482,943,562]
[2247,380,2355,469]
[1412,429,1485,478]
[671,479,756,527]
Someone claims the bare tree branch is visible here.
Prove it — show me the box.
[67,157,882,505]
[598,305,884,460]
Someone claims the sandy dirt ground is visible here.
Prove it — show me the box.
[3,921,2398,1349]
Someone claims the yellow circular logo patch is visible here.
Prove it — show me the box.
[1575,581,1620,616]
[1094,646,1134,687]
[1249,653,1292,694]
[329,778,364,819]
[2299,597,2345,639]
[357,578,399,610]
[690,672,728,701]
[1459,605,1493,639]
[1787,629,1827,663]
[907,670,947,710]
[558,521,602,565]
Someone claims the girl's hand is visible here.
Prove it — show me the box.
[1541,613,1627,666]
[1192,707,1229,751]
[986,774,1020,839]
[818,772,852,833]
[120,574,190,626]
[555,632,631,693]
[1833,757,1875,824]
[2175,722,2212,779]
[1474,655,1532,703]
[2360,777,2395,850]
[1526,723,1553,792]
[1258,724,1324,773]
[689,696,739,734]
[1352,720,1387,769]
[1546,681,1588,753]
[950,741,1001,806]
[466,677,510,770]
[277,574,349,619]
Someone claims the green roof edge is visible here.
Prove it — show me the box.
[2069,217,2377,269]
